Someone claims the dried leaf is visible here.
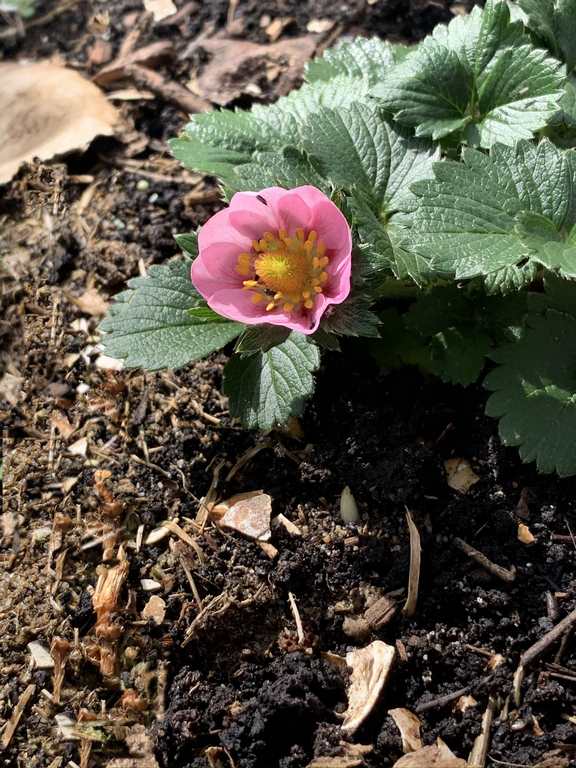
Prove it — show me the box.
[444,458,480,494]
[0,62,118,184]
[392,739,467,767]
[51,412,76,439]
[211,491,272,541]
[195,35,317,105]
[388,708,422,753]
[453,694,478,713]
[342,641,396,734]
[517,522,536,545]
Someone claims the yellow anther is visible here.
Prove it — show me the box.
[266,301,276,311]
[314,286,323,293]
[317,241,326,257]
[283,303,294,312]
[264,231,274,241]
[295,228,305,241]
[274,292,283,300]
[302,290,311,300]
[243,279,258,287]
[304,299,314,309]
[320,271,328,284]
[307,230,318,244]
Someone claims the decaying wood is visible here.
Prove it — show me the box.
[454,537,516,583]
[468,696,495,768]
[403,509,421,618]
[126,64,212,113]
[1,684,36,749]
[514,605,576,705]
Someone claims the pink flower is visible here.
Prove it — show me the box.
[192,185,352,335]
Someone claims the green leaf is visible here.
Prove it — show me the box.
[306,37,407,83]
[372,0,565,147]
[404,284,527,385]
[223,333,320,430]
[303,103,437,211]
[319,294,381,338]
[485,305,576,476]
[100,260,242,370]
[235,325,291,354]
[547,76,576,146]
[483,261,539,294]
[232,148,329,194]
[174,233,198,258]
[408,139,576,281]
[519,0,576,71]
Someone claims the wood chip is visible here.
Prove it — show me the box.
[307,743,372,767]
[403,509,421,618]
[144,0,176,21]
[306,18,335,33]
[1,684,36,749]
[444,458,480,494]
[94,41,174,86]
[517,522,536,545]
[211,491,272,542]
[342,641,396,734]
[28,641,55,670]
[388,708,422,753]
[392,739,467,767]
[0,63,118,184]
[71,287,109,317]
[142,595,166,625]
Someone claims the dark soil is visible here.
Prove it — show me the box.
[4,1,576,768]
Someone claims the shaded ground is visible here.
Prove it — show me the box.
[3,1,576,767]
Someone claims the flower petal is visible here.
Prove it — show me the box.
[198,208,252,253]
[309,200,352,252]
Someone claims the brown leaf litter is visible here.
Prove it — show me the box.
[0,62,119,184]
[192,34,318,105]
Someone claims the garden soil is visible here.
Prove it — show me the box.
[2,1,576,767]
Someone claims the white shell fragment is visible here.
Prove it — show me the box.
[342,640,396,734]
[27,641,55,670]
[211,491,272,542]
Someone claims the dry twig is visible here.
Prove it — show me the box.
[403,509,421,618]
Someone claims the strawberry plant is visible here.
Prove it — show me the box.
[101,0,576,476]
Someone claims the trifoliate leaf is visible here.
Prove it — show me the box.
[372,0,565,148]
[223,333,320,430]
[319,294,381,338]
[171,37,400,180]
[485,307,576,476]
[100,260,242,370]
[303,103,437,211]
[408,139,576,281]
[518,0,576,71]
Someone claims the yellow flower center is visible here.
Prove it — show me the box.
[236,228,329,313]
